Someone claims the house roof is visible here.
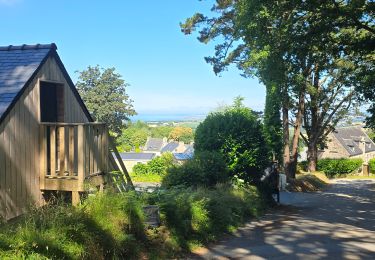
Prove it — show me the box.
[173,152,194,161]
[116,152,156,161]
[161,142,179,153]
[144,138,164,151]
[332,126,375,156]
[0,43,92,125]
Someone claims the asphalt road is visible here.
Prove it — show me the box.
[191,179,375,260]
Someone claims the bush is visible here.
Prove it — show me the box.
[194,106,270,185]
[162,151,230,188]
[133,152,175,176]
[369,158,375,173]
[144,185,267,248]
[317,158,363,178]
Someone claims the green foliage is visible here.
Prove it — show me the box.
[117,122,194,152]
[369,158,375,174]
[147,185,267,248]
[0,192,144,259]
[194,99,271,185]
[133,153,175,176]
[317,158,363,178]
[150,126,173,139]
[263,83,282,160]
[76,65,136,136]
[168,126,194,143]
[162,151,230,188]
[118,121,149,152]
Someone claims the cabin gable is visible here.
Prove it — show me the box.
[0,47,91,220]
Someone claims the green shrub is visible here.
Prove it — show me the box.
[148,185,267,248]
[317,158,363,178]
[194,106,270,185]
[369,158,375,173]
[162,151,230,188]
[133,152,175,176]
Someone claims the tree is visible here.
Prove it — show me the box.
[117,120,150,152]
[168,126,194,143]
[182,0,373,175]
[76,65,136,136]
[194,98,270,185]
[263,83,282,162]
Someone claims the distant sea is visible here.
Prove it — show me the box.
[131,113,207,122]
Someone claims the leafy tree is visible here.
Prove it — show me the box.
[263,84,282,162]
[76,65,136,136]
[168,126,194,143]
[194,98,270,185]
[150,126,174,139]
[182,0,373,175]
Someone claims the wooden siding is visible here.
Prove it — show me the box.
[0,56,90,220]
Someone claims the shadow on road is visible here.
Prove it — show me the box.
[190,179,375,259]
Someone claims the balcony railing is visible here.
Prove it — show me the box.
[39,122,109,192]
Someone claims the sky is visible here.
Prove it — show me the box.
[0,0,265,119]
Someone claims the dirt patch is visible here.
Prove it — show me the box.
[287,173,328,192]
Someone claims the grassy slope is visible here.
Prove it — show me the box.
[287,172,329,192]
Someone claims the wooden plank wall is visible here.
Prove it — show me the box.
[0,56,89,220]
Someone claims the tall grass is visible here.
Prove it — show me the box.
[0,192,144,259]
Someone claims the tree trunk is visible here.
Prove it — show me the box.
[307,143,318,172]
[289,85,306,179]
[282,91,291,178]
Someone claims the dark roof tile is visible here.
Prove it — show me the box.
[0,44,55,119]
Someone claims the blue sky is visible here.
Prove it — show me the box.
[0,0,265,117]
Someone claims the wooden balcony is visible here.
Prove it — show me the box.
[39,123,109,201]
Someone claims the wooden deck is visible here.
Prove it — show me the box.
[39,122,110,204]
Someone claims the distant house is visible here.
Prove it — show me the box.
[319,126,375,160]
[161,141,186,154]
[173,144,195,164]
[115,152,156,172]
[143,137,168,155]
[0,43,124,220]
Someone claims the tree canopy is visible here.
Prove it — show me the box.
[182,0,374,175]
[76,65,136,136]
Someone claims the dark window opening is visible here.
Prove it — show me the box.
[40,82,64,122]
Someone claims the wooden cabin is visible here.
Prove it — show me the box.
[0,43,128,220]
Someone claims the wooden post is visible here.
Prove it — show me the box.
[72,191,80,206]
[103,126,109,174]
[59,126,66,175]
[39,125,46,190]
[77,125,85,192]
[50,126,56,176]
[69,126,74,176]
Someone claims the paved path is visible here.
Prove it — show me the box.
[191,179,375,260]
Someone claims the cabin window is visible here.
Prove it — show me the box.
[40,82,64,122]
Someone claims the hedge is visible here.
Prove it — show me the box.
[317,158,363,178]
[369,158,375,173]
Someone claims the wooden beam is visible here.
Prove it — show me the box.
[109,136,134,189]
[39,125,46,189]
[72,191,80,206]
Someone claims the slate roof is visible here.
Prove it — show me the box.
[173,153,194,161]
[332,126,375,156]
[161,142,179,153]
[116,152,156,161]
[144,138,165,151]
[0,43,92,125]
[0,44,55,119]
